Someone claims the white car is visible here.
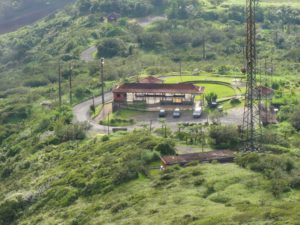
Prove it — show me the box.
[193,107,202,118]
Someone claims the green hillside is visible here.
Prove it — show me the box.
[0,0,300,224]
[0,0,75,34]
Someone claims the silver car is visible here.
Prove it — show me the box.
[193,107,202,118]
[173,108,181,118]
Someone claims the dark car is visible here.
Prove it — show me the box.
[159,109,166,117]
[173,108,181,118]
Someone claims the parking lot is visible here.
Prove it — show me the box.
[129,108,244,131]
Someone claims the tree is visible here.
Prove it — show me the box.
[97,38,126,58]
[138,32,164,50]
[209,125,240,148]
[154,142,176,155]
[205,92,217,106]
[290,105,300,131]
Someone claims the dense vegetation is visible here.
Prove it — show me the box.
[0,0,299,224]
[0,0,75,34]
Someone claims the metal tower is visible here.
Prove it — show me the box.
[242,0,261,151]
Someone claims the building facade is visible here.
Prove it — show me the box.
[113,82,204,106]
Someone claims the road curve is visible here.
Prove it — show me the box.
[73,92,113,132]
[80,46,97,63]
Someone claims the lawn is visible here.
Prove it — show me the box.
[222,0,300,8]
[196,83,236,98]
[163,75,239,98]
[163,75,236,84]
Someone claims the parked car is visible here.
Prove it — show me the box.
[173,108,181,118]
[159,109,166,117]
[193,107,202,118]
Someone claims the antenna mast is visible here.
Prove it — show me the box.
[242,0,261,151]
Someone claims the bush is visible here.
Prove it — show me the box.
[23,78,49,87]
[154,142,176,155]
[209,125,240,148]
[97,38,127,58]
[0,197,25,225]
[54,122,89,142]
[290,105,300,131]
[262,144,290,154]
[101,135,110,142]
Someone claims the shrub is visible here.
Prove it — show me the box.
[154,142,176,155]
[97,38,127,58]
[23,78,49,87]
[54,122,89,142]
[290,105,300,131]
[262,144,290,153]
[101,135,109,142]
[194,178,205,186]
[209,125,240,148]
[0,197,25,225]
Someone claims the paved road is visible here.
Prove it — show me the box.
[79,16,167,63]
[73,92,113,132]
[80,46,97,62]
[135,16,167,27]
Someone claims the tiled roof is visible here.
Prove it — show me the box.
[256,86,274,96]
[113,83,204,94]
[160,150,235,165]
[139,76,163,84]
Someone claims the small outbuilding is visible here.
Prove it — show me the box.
[160,150,235,167]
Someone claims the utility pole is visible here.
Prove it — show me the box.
[58,61,62,108]
[264,58,267,76]
[242,0,262,151]
[92,95,95,110]
[179,60,183,82]
[107,113,110,135]
[69,62,73,105]
[202,36,206,60]
[100,57,105,107]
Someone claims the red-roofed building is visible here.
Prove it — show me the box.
[255,86,274,99]
[113,82,204,105]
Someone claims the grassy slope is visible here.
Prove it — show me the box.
[19,161,300,224]
[0,0,300,224]
[0,0,75,34]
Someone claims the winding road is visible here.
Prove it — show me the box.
[80,46,97,63]
[73,92,113,132]
[73,91,243,134]
[75,13,244,133]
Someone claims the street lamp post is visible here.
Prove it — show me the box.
[100,58,105,107]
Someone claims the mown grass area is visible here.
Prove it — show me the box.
[18,162,300,224]
[223,0,300,8]
[197,83,236,98]
[163,75,240,98]
[163,75,239,84]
